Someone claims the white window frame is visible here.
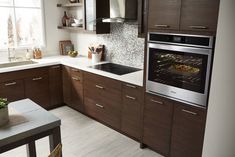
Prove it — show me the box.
[0,0,46,51]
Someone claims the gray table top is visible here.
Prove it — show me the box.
[0,99,61,147]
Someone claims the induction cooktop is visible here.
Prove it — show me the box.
[89,63,141,75]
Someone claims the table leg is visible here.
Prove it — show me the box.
[26,141,37,157]
[49,127,62,156]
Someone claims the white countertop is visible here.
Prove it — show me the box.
[0,55,144,87]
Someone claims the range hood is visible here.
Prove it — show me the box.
[102,0,137,23]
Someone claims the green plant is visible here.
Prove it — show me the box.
[0,98,8,109]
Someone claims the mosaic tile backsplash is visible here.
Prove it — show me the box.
[71,23,145,68]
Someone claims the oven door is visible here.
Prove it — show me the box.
[146,43,212,107]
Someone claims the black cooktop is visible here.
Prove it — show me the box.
[89,63,141,75]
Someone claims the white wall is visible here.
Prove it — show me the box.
[43,0,70,56]
[202,1,235,157]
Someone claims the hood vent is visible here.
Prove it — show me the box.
[102,0,137,23]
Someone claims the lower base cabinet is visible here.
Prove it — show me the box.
[143,94,173,156]
[170,103,207,157]
[143,93,207,157]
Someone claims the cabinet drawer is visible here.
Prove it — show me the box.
[123,83,143,102]
[84,72,122,91]
[0,79,25,102]
[84,96,121,129]
[71,68,83,78]
[143,94,173,156]
[171,103,207,157]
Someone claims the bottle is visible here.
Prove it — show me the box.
[25,49,31,60]
[62,11,69,27]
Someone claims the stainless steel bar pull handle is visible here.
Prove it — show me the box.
[182,109,197,115]
[126,95,136,100]
[5,82,17,86]
[72,77,80,81]
[189,26,208,29]
[154,24,169,28]
[150,99,164,105]
[32,77,42,81]
[95,85,104,89]
[125,84,136,89]
[95,104,104,108]
[51,65,60,69]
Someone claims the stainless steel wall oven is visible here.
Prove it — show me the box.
[146,32,214,107]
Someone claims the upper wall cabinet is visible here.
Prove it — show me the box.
[148,0,181,31]
[147,0,220,35]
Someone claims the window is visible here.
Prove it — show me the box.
[0,0,44,49]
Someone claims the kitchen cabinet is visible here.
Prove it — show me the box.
[170,103,207,157]
[0,79,24,102]
[24,68,50,109]
[70,68,84,112]
[180,0,220,33]
[138,0,148,37]
[148,0,181,31]
[62,66,72,106]
[143,93,174,156]
[147,0,220,35]
[121,83,143,140]
[84,72,122,130]
[49,65,63,107]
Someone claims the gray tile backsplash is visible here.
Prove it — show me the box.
[71,23,145,68]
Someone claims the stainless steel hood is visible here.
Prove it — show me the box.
[102,0,137,23]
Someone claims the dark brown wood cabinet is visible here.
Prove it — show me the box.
[0,79,25,102]
[147,0,220,35]
[170,103,207,157]
[70,68,84,112]
[49,65,63,107]
[180,0,220,33]
[138,0,148,37]
[148,0,181,31]
[121,83,143,140]
[24,70,50,109]
[143,93,174,156]
[84,72,122,130]
[62,66,72,106]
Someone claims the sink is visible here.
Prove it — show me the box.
[0,60,37,68]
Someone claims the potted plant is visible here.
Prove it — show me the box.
[0,98,9,126]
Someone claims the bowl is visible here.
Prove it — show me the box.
[68,51,78,57]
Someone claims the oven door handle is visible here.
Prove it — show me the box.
[147,43,212,56]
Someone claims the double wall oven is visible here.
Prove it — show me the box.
[146,32,214,108]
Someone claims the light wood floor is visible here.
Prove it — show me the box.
[1,106,163,157]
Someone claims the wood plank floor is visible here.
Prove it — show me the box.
[0,106,162,157]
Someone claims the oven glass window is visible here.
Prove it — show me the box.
[148,48,208,93]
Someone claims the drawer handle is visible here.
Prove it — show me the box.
[154,24,169,28]
[182,109,197,116]
[51,65,60,69]
[150,99,164,105]
[95,85,104,90]
[126,95,136,100]
[125,84,137,89]
[189,26,208,29]
[32,77,42,81]
[72,77,80,81]
[95,104,104,108]
[5,82,17,86]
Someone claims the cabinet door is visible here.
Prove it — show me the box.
[49,65,63,107]
[121,83,143,140]
[0,79,25,102]
[62,66,71,106]
[148,0,181,30]
[70,68,84,112]
[180,0,220,33]
[25,75,50,109]
[171,103,207,157]
[143,94,173,156]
